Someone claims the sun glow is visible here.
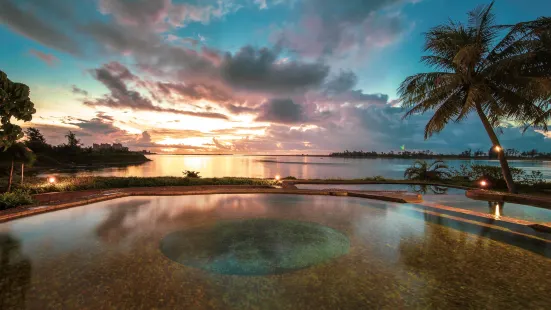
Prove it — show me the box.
[158,137,214,147]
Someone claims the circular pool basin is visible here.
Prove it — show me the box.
[0,194,550,309]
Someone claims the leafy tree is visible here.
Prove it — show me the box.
[398,2,550,193]
[24,127,49,153]
[460,149,472,157]
[24,127,46,144]
[65,131,81,148]
[474,149,485,157]
[0,71,36,150]
[404,160,451,181]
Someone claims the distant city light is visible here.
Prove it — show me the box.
[480,180,488,187]
[494,146,502,152]
[275,175,281,181]
[48,176,56,184]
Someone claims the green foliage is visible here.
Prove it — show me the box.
[450,164,525,182]
[0,190,34,210]
[1,142,36,166]
[522,170,545,186]
[183,170,201,178]
[64,131,81,148]
[19,176,275,194]
[0,71,36,149]
[398,3,550,192]
[404,160,451,181]
[282,176,297,180]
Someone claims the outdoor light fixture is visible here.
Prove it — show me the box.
[494,146,502,152]
[48,176,56,184]
[275,175,281,181]
[480,180,488,187]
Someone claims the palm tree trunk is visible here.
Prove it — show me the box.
[7,160,14,192]
[475,103,517,193]
[21,163,24,185]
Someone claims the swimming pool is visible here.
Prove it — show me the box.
[295,184,551,223]
[1,194,550,309]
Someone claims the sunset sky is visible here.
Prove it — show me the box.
[1,0,550,154]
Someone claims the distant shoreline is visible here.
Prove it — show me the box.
[146,153,550,160]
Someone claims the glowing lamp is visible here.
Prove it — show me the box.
[494,146,502,152]
[480,180,488,187]
[48,177,56,184]
[275,175,281,181]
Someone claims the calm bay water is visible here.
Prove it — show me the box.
[49,155,551,181]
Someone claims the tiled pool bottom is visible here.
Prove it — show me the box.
[1,194,550,309]
[295,184,551,223]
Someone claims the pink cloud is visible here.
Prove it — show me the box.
[29,49,59,66]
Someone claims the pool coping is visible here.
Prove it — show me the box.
[283,179,473,190]
[466,189,551,210]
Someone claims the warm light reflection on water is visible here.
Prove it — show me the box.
[494,203,501,219]
[45,155,551,181]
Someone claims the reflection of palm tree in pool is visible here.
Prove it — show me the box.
[409,184,448,195]
[0,233,32,309]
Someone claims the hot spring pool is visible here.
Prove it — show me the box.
[0,194,550,309]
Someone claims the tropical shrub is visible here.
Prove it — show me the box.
[404,160,451,181]
[18,176,275,194]
[522,171,545,185]
[0,190,34,210]
[183,170,201,178]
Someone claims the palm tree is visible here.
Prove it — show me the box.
[1,142,36,192]
[404,160,451,181]
[398,2,551,193]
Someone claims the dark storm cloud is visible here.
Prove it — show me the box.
[69,114,121,135]
[256,99,308,124]
[0,0,80,55]
[221,46,330,94]
[324,71,358,94]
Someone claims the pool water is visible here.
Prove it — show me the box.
[0,194,550,309]
[296,184,551,222]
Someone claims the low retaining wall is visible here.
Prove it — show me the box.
[466,190,551,209]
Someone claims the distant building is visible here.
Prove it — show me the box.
[92,143,130,152]
[112,143,123,150]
